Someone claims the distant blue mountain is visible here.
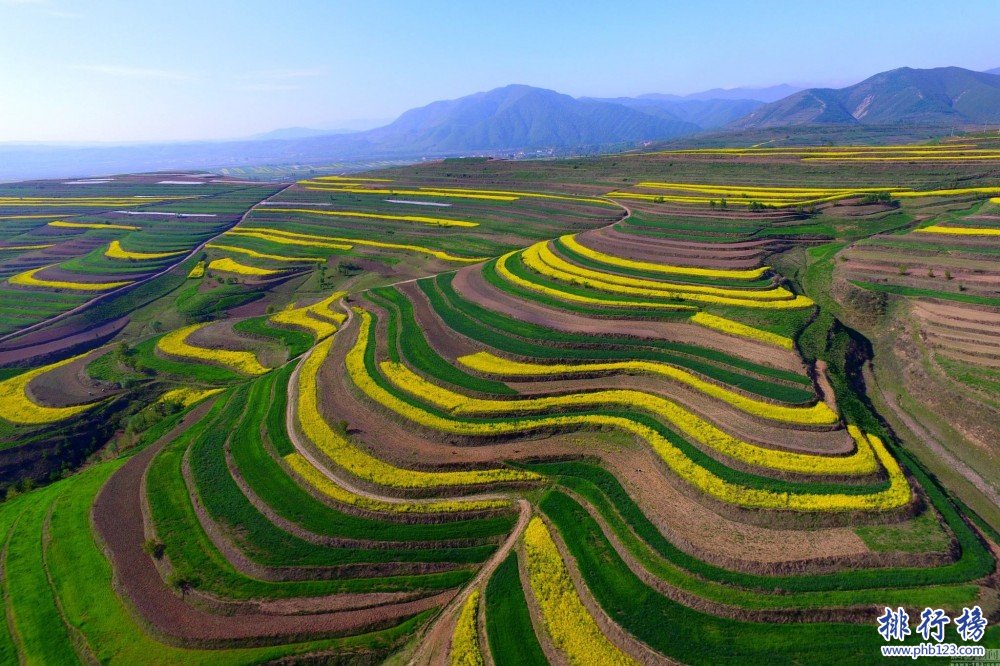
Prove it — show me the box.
[733,66,1000,129]
[591,96,763,130]
[247,127,356,141]
[359,84,700,151]
[3,67,998,181]
[638,84,802,103]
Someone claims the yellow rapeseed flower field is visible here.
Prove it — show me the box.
[298,182,518,201]
[605,178,1000,206]
[187,261,205,278]
[9,265,133,291]
[309,175,394,183]
[914,225,1000,236]
[0,355,100,425]
[560,234,769,280]
[417,187,618,207]
[523,517,638,666]
[535,242,792,300]
[284,453,510,513]
[450,591,485,666]
[224,229,352,251]
[207,257,281,276]
[520,243,814,309]
[456,351,829,425]
[156,323,269,375]
[349,324,907,511]
[637,182,893,194]
[205,242,322,262]
[806,155,1000,162]
[495,252,696,311]
[307,321,538,488]
[0,244,53,251]
[637,145,1000,163]
[892,187,1000,198]
[48,220,140,230]
[158,387,223,407]
[269,292,347,340]
[226,227,485,263]
[383,361,865,474]
[690,312,794,349]
[105,240,184,260]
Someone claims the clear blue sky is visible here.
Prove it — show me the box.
[1,0,996,143]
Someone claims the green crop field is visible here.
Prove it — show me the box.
[0,131,997,665]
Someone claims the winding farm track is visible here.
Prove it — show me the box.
[408,499,531,666]
[0,183,293,346]
[79,191,630,652]
[78,189,879,656]
[280,303,534,664]
[284,305,513,508]
[91,402,453,646]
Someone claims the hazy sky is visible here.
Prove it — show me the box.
[1,0,997,143]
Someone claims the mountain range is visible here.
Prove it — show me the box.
[355,85,702,151]
[733,67,1000,129]
[2,66,998,181]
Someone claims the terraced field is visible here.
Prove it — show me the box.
[0,174,281,340]
[0,139,997,663]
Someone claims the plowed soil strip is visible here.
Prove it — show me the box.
[92,404,452,645]
[450,266,804,374]
[0,317,127,366]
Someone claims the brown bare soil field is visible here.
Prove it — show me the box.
[845,257,1000,285]
[821,202,898,218]
[185,318,287,367]
[925,327,1000,353]
[27,348,117,406]
[844,249,1000,276]
[606,446,875,570]
[546,240,781,292]
[0,316,127,365]
[225,299,270,318]
[913,300,1000,366]
[847,245,1000,272]
[92,405,454,646]
[394,287,837,461]
[185,320,255,352]
[883,233,1000,251]
[626,201,797,221]
[843,260,999,297]
[585,226,771,268]
[190,589,430,617]
[314,314,581,478]
[449,265,805,373]
[915,300,1000,329]
[881,311,1000,458]
[314,315,878,568]
[870,365,1000,512]
[571,492,878,625]
[504,374,850,454]
[924,334,1000,368]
